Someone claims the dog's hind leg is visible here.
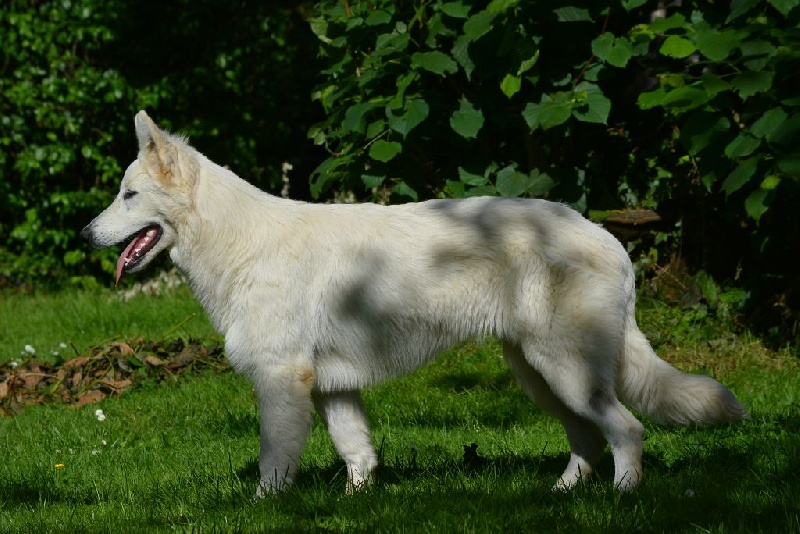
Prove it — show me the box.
[503,342,606,490]
[518,334,645,491]
[252,363,315,497]
[313,390,378,493]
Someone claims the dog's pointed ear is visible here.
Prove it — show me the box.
[134,110,174,180]
[135,110,162,151]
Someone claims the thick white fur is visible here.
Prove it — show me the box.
[82,111,747,495]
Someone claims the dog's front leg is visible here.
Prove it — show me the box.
[252,363,315,497]
[312,390,378,493]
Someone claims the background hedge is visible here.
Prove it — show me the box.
[1,0,798,339]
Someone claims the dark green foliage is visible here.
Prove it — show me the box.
[1,1,133,281]
[2,0,799,333]
[308,0,800,334]
[1,0,324,285]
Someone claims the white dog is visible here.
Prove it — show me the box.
[82,111,746,495]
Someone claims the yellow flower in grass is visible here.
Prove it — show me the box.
[55,463,65,470]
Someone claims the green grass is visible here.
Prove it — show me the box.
[1,287,799,532]
[0,286,216,363]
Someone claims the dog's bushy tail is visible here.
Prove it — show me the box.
[617,320,747,425]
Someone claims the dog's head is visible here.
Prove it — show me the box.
[81,111,196,285]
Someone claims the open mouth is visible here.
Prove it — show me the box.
[115,225,163,286]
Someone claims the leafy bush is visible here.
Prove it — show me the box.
[1,0,136,282]
[308,0,799,335]
[1,0,323,286]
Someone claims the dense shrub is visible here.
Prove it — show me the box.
[0,0,323,285]
[308,0,799,335]
[1,0,798,336]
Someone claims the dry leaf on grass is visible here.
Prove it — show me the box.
[0,338,226,415]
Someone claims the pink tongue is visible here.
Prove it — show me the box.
[115,229,155,286]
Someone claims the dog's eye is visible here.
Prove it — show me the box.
[123,190,138,200]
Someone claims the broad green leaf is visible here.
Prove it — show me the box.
[517,51,539,75]
[591,33,614,61]
[366,119,385,139]
[554,7,592,22]
[523,100,572,130]
[387,98,429,137]
[463,10,495,41]
[649,14,686,33]
[741,41,777,71]
[390,72,417,109]
[745,188,772,222]
[701,172,719,190]
[680,112,730,155]
[308,126,326,146]
[500,74,522,98]
[608,37,633,68]
[365,10,392,26]
[345,16,364,31]
[724,134,761,159]
[696,30,740,61]
[761,175,781,189]
[457,167,488,186]
[527,169,556,195]
[722,157,759,196]
[411,51,458,76]
[487,0,520,14]
[496,166,529,197]
[751,108,788,139]
[637,87,667,110]
[392,180,418,201]
[768,0,799,15]
[572,82,611,124]
[308,17,331,44]
[450,98,484,138]
[728,0,760,22]
[361,174,385,188]
[701,73,731,94]
[777,154,800,176]
[769,112,800,145]
[732,71,775,99]
[445,179,466,198]
[343,102,378,132]
[593,33,633,68]
[622,0,648,9]
[660,36,697,58]
[368,140,402,162]
[374,32,410,56]
[440,1,471,18]
[661,86,711,111]
[695,271,720,308]
[452,34,475,80]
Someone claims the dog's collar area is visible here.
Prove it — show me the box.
[115,225,163,286]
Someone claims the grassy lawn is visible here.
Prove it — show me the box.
[1,285,799,532]
[0,284,216,363]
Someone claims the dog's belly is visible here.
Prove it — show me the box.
[312,318,471,391]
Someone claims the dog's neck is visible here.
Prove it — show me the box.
[170,157,299,333]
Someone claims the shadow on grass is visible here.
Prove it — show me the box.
[211,416,800,531]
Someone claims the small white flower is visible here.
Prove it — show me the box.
[9,360,19,368]
[91,449,100,456]
[51,351,60,357]
[23,345,35,355]
[684,488,696,498]
[59,342,68,349]
[101,440,107,446]
[94,409,106,422]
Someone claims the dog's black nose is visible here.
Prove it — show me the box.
[79,225,93,242]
